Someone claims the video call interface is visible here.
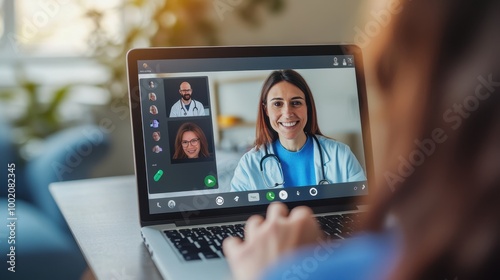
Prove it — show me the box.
[137,55,369,213]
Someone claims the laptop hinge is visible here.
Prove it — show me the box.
[174,213,261,227]
[312,204,358,214]
[173,203,360,227]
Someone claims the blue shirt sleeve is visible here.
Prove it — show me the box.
[261,230,399,280]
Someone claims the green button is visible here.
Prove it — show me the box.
[154,170,164,182]
[266,191,275,201]
[204,175,216,188]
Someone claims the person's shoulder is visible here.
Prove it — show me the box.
[237,145,266,162]
[316,135,349,149]
[263,229,400,280]
[315,135,356,160]
[242,145,262,157]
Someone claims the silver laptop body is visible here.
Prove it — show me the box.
[126,45,374,279]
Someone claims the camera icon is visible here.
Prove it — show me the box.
[309,187,318,197]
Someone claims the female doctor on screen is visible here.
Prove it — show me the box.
[230,69,366,192]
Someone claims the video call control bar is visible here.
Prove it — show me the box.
[149,181,368,214]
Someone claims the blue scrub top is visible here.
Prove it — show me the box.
[230,135,366,191]
[273,135,316,187]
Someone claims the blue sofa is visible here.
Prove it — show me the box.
[0,122,110,279]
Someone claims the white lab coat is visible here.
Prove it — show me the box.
[169,99,206,117]
[230,135,366,191]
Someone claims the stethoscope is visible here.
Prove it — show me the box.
[179,99,199,116]
[259,134,329,188]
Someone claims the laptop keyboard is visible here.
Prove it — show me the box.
[164,212,364,261]
[164,224,245,261]
[316,212,364,239]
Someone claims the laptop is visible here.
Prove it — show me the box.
[126,45,374,279]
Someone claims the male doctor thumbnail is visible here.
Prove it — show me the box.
[169,81,206,117]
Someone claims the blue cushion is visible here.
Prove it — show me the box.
[0,121,30,201]
[0,123,110,279]
[0,200,86,279]
[25,125,110,228]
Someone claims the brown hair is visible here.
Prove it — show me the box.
[364,0,500,279]
[172,122,209,159]
[254,69,324,148]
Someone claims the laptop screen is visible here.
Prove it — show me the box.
[127,45,373,219]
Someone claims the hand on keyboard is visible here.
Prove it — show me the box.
[223,202,323,280]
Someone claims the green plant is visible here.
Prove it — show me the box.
[0,0,285,151]
[0,77,71,142]
[83,0,285,100]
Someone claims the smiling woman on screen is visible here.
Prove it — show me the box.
[230,69,366,192]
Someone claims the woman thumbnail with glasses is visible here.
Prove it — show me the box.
[173,122,210,159]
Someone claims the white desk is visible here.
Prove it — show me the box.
[49,176,162,280]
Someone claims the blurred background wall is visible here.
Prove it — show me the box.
[1,0,397,278]
[1,0,380,179]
